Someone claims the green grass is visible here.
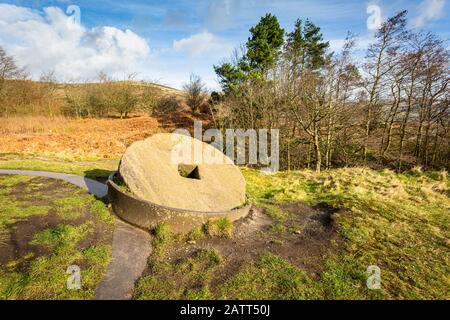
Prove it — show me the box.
[270,222,288,234]
[2,156,448,300]
[153,223,173,247]
[184,219,234,242]
[203,218,233,238]
[49,193,115,224]
[0,154,117,179]
[0,176,53,243]
[0,174,115,300]
[0,243,112,300]
[221,253,321,299]
[31,224,93,251]
[186,226,207,242]
[89,199,116,224]
[241,167,450,300]
[52,196,90,219]
[133,249,222,300]
[262,204,290,221]
[4,223,111,300]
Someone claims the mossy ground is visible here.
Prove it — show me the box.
[0,174,115,299]
[1,157,448,300]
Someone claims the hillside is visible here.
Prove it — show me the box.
[0,79,184,118]
[52,81,183,99]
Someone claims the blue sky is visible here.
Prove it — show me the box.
[0,0,448,89]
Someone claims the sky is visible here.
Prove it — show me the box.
[0,0,448,90]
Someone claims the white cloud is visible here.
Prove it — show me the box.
[412,0,446,28]
[0,3,40,23]
[0,4,150,81]
[173,30,231,57]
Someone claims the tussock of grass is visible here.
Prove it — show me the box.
[186,226,206,242]
[153,223,172,247]
[270,222,288,234]
[203,218,233,238]
[185,219,234,242]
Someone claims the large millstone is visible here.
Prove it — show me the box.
[119,133,246,212]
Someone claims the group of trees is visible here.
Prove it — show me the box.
[64,74,140,118]
[0,48,172,118]
[212,12,450,172]
[1,47,43,116]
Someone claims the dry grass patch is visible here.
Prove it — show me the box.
[0,116,164,159]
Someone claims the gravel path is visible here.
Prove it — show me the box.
[0,169,152,300]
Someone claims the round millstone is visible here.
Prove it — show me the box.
[119,133,246,212]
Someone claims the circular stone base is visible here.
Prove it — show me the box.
[107,173,251,233]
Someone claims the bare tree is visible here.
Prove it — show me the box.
[183,73,207,114]
[324,35,360,169]
[0,46,27,116]
[0,46,24,85]
[362,11,407,161]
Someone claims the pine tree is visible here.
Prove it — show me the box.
[214,14,284,91]
[285,19,329,78]
[246,13,285,73]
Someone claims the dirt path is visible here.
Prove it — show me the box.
[0,169,152,300]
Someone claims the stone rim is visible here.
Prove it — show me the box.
[107,172,252,232]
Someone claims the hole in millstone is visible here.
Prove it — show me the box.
[178,164,201,180]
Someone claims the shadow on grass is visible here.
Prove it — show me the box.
[84,169,115,205]
[84,169,114,181]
